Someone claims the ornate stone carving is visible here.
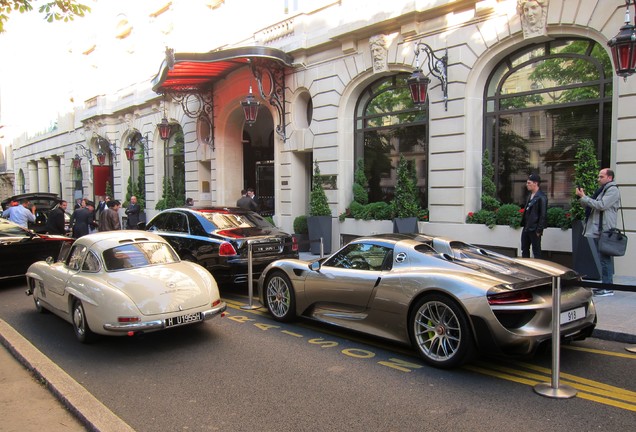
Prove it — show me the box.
[369,34,389,73]
[517,0,548,39]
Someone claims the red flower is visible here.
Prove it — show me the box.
[519,208,525,213]
[468,212,474,217]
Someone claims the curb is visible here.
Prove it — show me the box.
[0,319,134,432]
[592,328,636,344]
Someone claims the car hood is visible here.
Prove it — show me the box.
[106,265,213,315]
[438,251,574,287]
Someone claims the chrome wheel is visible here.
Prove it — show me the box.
[72,300,96,343]
[411,295,473,368]
[265,271,296,322]
[34,296,46,314]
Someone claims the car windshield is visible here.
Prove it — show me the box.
[103,242,180,271]
[199,211,273,229]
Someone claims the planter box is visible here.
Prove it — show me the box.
[393,217,418,233]
[308,216,332,255]
[339,218,394,238]
[418,222,573,253]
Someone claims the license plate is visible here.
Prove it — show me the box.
[560,307,585,324]
[165,312,202,328]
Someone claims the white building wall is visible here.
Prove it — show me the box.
[3,1,635,276]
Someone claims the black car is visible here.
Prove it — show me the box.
[1,192,71,234]
[0,218,75,280]
[145,207,299,285]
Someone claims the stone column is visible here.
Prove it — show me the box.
[48,158,61,196]
[37,159,49,192]
[28,162,39,192]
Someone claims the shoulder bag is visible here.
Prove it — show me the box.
[597,195,628,257]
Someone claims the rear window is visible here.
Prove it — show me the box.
[103,242,180,271]
[199,211,273,229]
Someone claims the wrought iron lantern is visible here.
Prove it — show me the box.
[407,41,449,110]
[96,149,106,166]
[125,144,136,161]
[608,0,636,79]
[407,69,430,105]
[72,154,82,170]
[157,117,172,141]
[241,85,260,125]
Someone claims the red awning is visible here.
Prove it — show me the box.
[152,46,294,94]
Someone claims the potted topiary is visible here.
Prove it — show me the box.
[293,215,310,252]
[570,138,601,280]
[307,160,332,255]
[391,154,421,233]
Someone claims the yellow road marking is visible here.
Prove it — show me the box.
[564,345,636,359]
[224,296,636,410]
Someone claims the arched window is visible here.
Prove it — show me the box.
[354,73,428,206]
[17,169,26,194]
[164,125,185,205]
[484,38,612,207]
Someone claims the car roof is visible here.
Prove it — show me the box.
[73,230,167,251]
[163,206,254,214]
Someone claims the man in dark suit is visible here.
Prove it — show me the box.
[70,201,96,238]
[237,187,259,211]
[520,173,548,258]
[45,200,68,235]
[95,195,110,219]
[125,195,141,229]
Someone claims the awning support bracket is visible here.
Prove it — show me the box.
[251,59,287,142]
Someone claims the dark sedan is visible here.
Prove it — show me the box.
[0,218,75,280]
[1,192,71,234]
[145,207,298,285]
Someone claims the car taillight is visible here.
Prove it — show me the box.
[292,236,298,252]
[219,242,238,256]
[212,299,221,307]
[487,290,533,305]
[118,317,141,323]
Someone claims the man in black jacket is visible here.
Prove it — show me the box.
[520,173,548,258]
[45,200,68,235]
[70,201,96,238]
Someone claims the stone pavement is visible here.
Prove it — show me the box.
[1,276,635,431]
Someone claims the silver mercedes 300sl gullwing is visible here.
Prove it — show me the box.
[26,231,226,343]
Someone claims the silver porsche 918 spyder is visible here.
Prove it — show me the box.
[258,233,596,368]
[26,231,226,343]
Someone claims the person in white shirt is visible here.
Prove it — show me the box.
[2,199,36,228]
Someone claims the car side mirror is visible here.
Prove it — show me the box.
[137,222,146,230]
[309,261,321,272]
[45,256,54,265]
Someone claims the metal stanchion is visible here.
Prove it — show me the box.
[319,237,324,258]
[534,275,577,399]
[241,241,261,310]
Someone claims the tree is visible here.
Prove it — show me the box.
[392,154,421,218]
[309,160,331,217]
[570,138,599,221]
[0,1,91,33]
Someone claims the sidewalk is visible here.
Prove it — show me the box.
[1,277,635,431]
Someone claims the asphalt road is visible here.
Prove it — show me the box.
[1,278,635,431]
